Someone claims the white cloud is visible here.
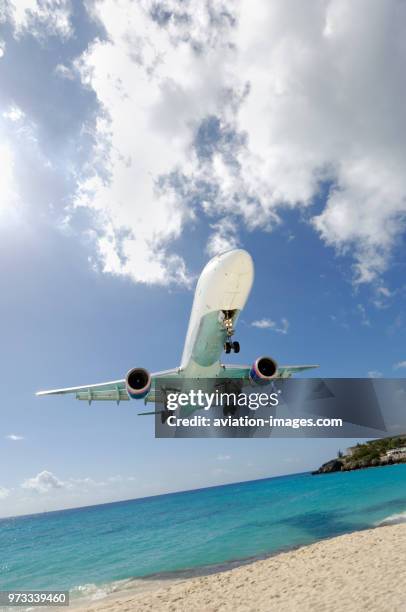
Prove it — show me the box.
[67,474,136,488]
[368,371,383,378]
[0,486,10,499]
[373,285,394,309]
[8,0,73,38]
[73,0,236,285]
[20,472,135,496]
[206,218,240,256]
[54,63,75,80]
[232,0,406,286]
[377,286,392,298]
[73,0,406,287]
[394,361,406,370]
[2,0,403,288]
[251,317,289,334]
[6,434,24,441]
[66,477,107,489]
[22,470,64,493]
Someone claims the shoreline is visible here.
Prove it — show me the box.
[70,522,406,611]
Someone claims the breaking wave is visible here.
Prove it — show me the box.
[375,512,406,526]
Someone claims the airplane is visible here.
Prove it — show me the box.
[36,249,318,421]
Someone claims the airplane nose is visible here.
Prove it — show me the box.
[217,249,254,276]
[195,248,254,314]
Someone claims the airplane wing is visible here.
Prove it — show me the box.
[219,364,319,380]
[36,368,181,404]
[36,365,318,404]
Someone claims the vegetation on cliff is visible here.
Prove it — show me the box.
[312,434,406,474]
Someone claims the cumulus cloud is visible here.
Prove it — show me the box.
[367,371,383,378]
[7,0,73,39]
[6,434,24,441]
[2,0,406,288]
[22,470,64,493]
[71,0,406,287]
[19,472,135,496]
[251,317,289,334]
[72,0,235,285]
[394,361,406,370]
[231,0,406,286]
[206,218,240,256]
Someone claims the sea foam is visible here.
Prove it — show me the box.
[375,512,406,526]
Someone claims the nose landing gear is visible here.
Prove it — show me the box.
[221,310,240,354]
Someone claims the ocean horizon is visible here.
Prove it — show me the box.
[1,465,406,600]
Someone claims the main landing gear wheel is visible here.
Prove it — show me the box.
[224,341,240,354]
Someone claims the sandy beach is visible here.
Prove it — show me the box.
[72,523,406,612]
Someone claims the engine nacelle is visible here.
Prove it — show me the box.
[126,367,152,399]
[250,356,278,384]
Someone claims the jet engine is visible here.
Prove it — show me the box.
[126,367,152,399]
[250,356,278,384]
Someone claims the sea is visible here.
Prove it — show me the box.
[1,464,406,603]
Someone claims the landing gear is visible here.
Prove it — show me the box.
[221,310,240,355]
[224,340,240,354]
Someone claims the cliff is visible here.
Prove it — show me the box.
[312,434,406,474]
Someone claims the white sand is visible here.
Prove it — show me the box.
[73,524,406,612]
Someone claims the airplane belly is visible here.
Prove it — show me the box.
[191,311,232,367]
[181,249,254,369]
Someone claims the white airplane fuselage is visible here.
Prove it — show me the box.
[36,247,317,405]
[180,249,254,377]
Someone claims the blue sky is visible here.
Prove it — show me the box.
[0,0,405,517]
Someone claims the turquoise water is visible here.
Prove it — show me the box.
[1,465,406,593]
